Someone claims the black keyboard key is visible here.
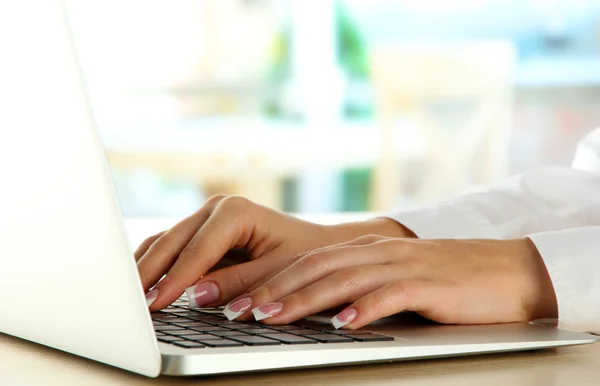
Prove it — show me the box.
[209,330,251,337]
[164,318,194,323]
[162,309,189,314]
[152,321,167,326]
[184,316,217,323]
[299,321,329,326]
[154,325,185,331]
[197,339,244,348]
[196,315,227,323]
[152,314,180,321]
[344,334,394,342]
[267,325,300,331]
[330,329,371,335]
[172,322,213,328]
[306,325,337,332]
[228,335,282,346]
[263,333,318,345]
[174,341,205,349]
[179,311,205,318]
[305,334,354,343]
[168,329,205,336]
[183,334,222,341]
[239,328,279,335]
[158,335,184,343]
[286,328,321,335]
[191,326,232,333]
[216,321,249,329]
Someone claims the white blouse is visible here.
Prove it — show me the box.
[389,128,600,334]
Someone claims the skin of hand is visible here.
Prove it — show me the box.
[236,235,559,329]
[136,195,413,311]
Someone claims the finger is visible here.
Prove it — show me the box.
[226,239,401,321]
[134,231,165,261]
[243,235,385,294]
[331,280,438,329]
[149,197,263,310]
[252,264,395,324]
[184,253,288,308]
[137,195,226,291]
[254,238,396,299]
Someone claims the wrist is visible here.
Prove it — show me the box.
[516,237,558,322]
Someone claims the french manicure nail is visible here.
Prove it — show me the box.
[146,289,159,307]
[331,308,357,329]
[184,281,220,308]
[222,296,252,321]
[251,302,283,321]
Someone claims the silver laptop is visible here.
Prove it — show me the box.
[0,0,597,378]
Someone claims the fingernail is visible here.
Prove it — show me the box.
[222,296,252,321]
[331,308,357,329]
[184,281,220,308]
[146,289,159,307]
[251,302,283,321]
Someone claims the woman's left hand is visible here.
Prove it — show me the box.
[224,235,558,329]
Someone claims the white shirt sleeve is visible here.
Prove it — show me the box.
[387,127,600,334]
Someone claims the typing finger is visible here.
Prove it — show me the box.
[134,231,165,261]
[243,234,387,294]
[330,280,436,329]
[137,195,226,291]
[251,264,395,324]
[148,197,264,310]
[225,237,398,321]
[184,253,288,307]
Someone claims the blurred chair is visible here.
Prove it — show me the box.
[369,42,515,210]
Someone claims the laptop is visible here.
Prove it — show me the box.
[0,0,597,378]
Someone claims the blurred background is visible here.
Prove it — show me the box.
[65,0,600,217]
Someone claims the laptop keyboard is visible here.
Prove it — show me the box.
[152,298,394,349]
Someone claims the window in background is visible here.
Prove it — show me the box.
[65,0,600,217]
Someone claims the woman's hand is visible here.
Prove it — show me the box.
[227,235,558,328]
[136,195,411,311]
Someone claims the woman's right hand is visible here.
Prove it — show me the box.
[135,195,411,311]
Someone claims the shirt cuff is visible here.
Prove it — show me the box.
[385,202,502,240]
[528,227,600,334]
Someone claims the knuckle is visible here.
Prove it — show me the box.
[145,231,164,242]
[389,281,415,299]
[141,235,157,247]
[219,195,251,211]
[334,267,363,293]
[180,244,200,258]
[298,251,329,273]
[205,194,228,206]
[370,295,388,314]
[144,231,170,254]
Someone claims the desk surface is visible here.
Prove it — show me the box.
[1,332,599,386]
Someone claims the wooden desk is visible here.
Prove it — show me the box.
[1,331,599,385]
